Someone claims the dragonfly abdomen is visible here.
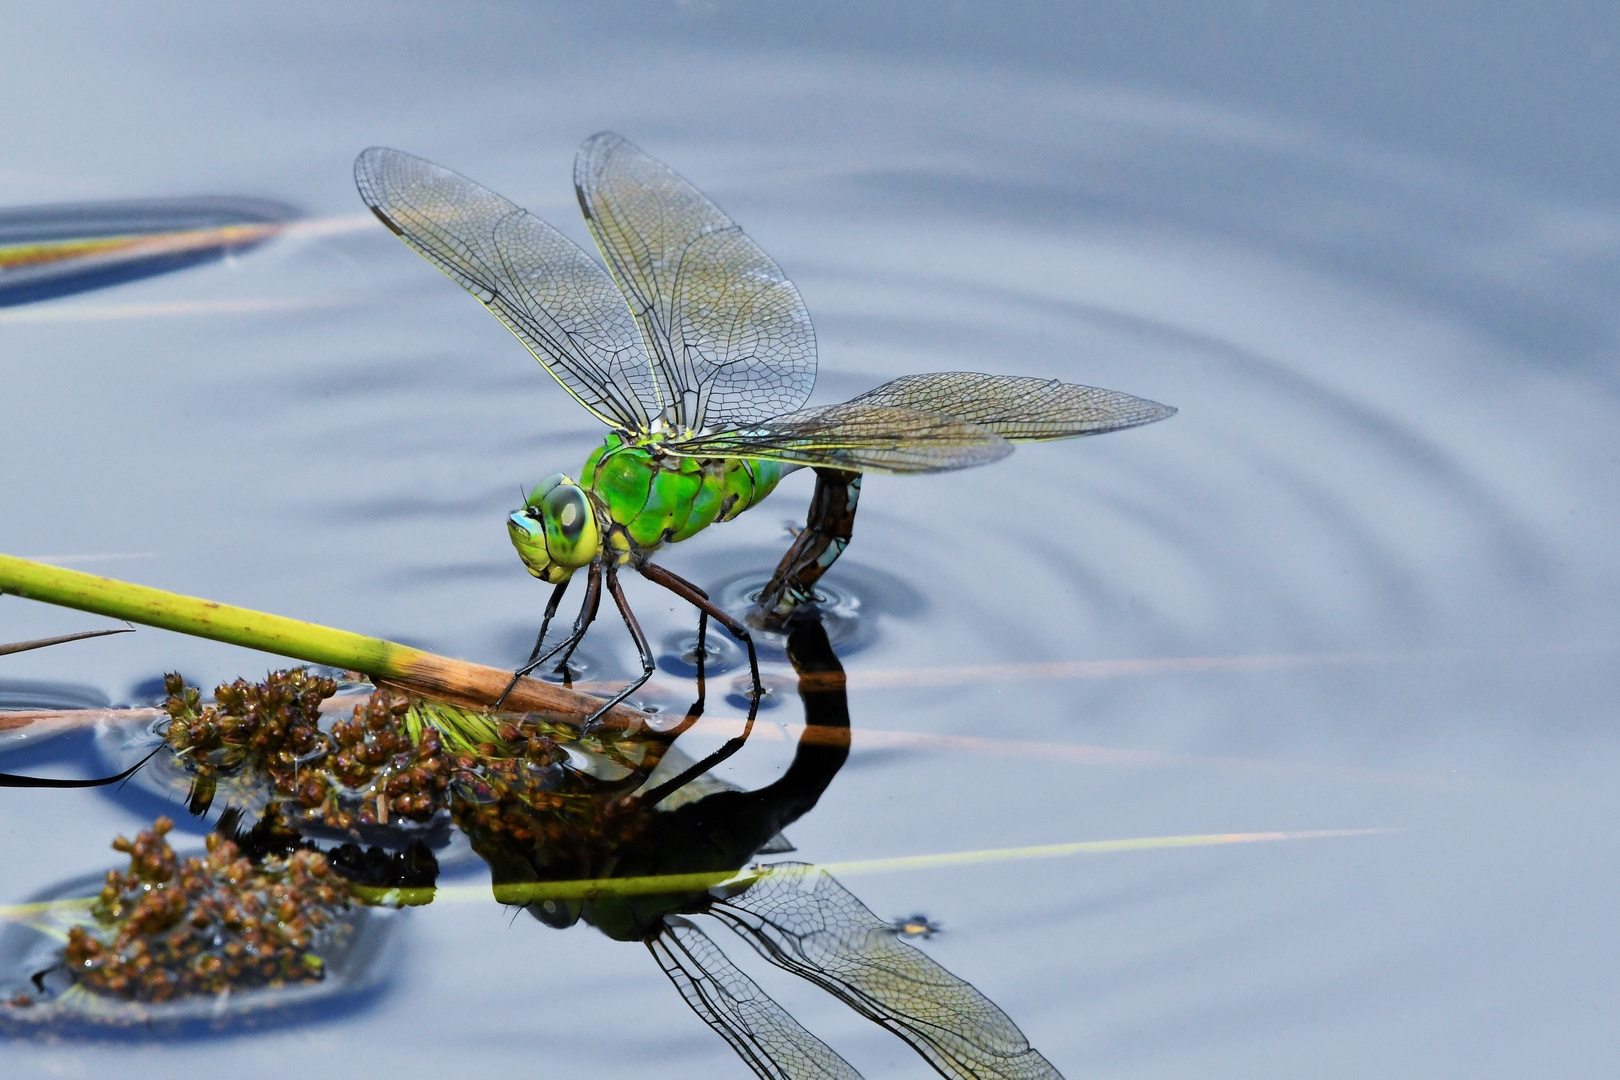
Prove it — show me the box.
[581,435,784,556]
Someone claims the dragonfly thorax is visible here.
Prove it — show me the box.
[505,443,783,579]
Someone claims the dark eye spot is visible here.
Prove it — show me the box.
[550,491,587,540]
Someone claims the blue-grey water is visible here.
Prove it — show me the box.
[3,3,1619,1077]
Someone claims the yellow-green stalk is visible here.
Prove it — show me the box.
[0,553,646,726]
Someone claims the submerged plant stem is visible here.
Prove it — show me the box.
[0,554,648,727]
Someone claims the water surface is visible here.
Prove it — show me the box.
[3,4,1619,1077]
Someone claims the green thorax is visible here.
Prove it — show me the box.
[579,433,785,560]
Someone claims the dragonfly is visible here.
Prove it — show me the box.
[354,134,1176,726]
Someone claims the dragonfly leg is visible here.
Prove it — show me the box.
[617,608,712,801]
[639,696,762,809]
[664,608,710,735]
[496,564,600,709]
[641,563,762,706]
[512,577,571,673]
[580,564,658,733]
[644,607,845,808]
[617,589,711,756]
[636,563,763,789]
[674,575,712,666]
[680,608,710,725]
[689,607,710,710]
[755,468,861,626]
[552,564,603,680]
[651,574,713,737]
[637,612,766,808]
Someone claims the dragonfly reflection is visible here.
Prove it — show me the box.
[468,613,1062,1080]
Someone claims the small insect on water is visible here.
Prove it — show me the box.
[354,134,1177,729]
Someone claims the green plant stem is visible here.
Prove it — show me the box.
[0,553,648,727]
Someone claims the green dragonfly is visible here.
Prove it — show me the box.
[354,134,1175,725]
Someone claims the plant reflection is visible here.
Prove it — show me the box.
[0,197,297,307]
[2,613,1060,1078]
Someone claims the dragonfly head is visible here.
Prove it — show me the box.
[507,473,600,583]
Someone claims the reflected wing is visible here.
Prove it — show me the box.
[711,864,1064,1080]
[661,402,1012,474]
[355,147,656,431]
[575,133,816,431]
[850,372,1176,442]
[650,917,865,1080]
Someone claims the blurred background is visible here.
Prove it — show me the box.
[2,3,1618,1077]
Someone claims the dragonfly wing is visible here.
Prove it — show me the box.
[649,917,866,1080]
[661,402,1013,474]
[575,133,816,431]
[850,372,1175,442]
[712,865,1065,1080]
[355,147,657,431]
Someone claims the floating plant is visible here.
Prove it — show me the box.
[0,817,394,1035]
[161,670,452,833]
[66,817,348,1001]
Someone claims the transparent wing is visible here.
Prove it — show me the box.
[849,372,1176,442]
[649,917,865,1080]
[575,133,816,431]
[660,402,1012,475]
[355,147,657,431]
[711,865,1064,1080]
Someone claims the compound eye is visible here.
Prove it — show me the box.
[525,473,569,508]
[544,486,589,542]
[540,483,600,567]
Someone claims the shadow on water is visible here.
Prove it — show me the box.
[0,612,1061,1077]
